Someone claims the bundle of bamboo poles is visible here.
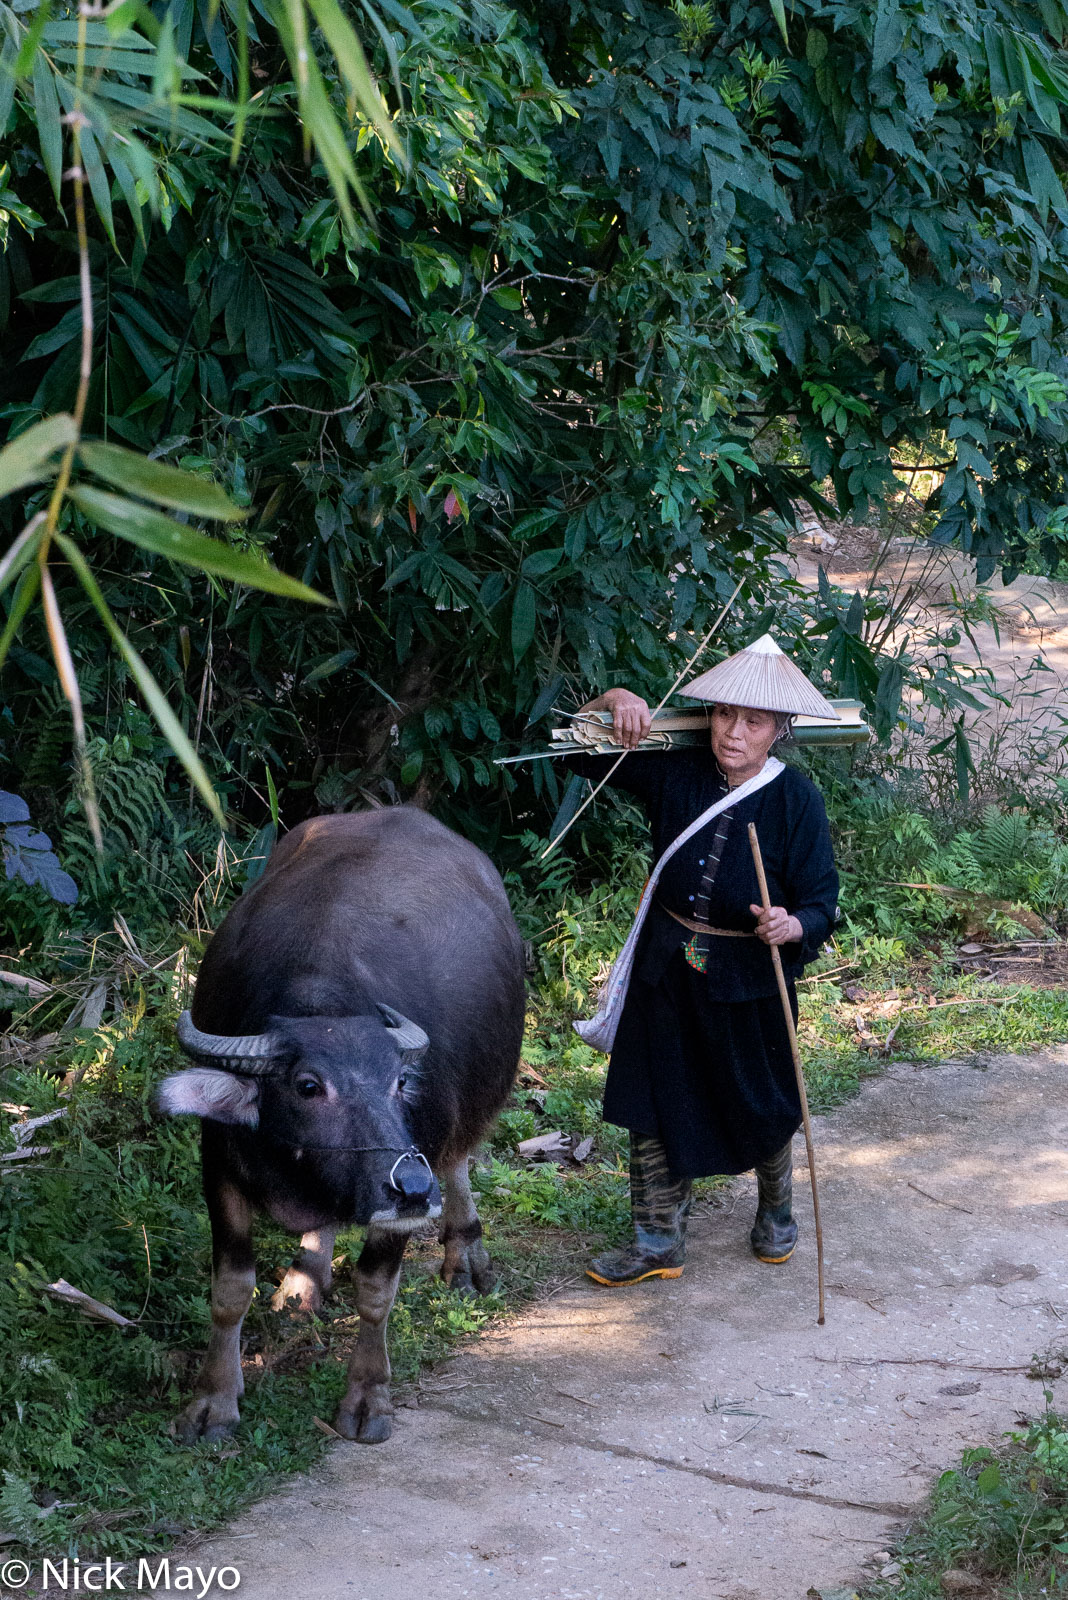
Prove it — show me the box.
[495,699,869,767]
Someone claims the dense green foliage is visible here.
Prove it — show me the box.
[6,0,1068,855]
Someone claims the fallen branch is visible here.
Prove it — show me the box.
[907,1180,973,1215]
[812,1355,1028,1373]
[555,1389,600,1408]
[11,1107,66,1145]
[914,992,1024,1012]
[44,1278,135,1329]
[796,963,856,986]
[0,971,51,998]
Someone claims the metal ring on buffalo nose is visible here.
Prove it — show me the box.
[387,1148,433,1190]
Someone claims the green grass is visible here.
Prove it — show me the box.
[859,1398,1068,1599]
[2,913,1068,1558]
[798,968,1068,1112]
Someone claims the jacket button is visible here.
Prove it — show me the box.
[688,895,695,902]
[698,858,705,866]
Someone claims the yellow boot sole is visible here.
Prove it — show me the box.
[585,1263,684,1287]
[754,1244,796,1264]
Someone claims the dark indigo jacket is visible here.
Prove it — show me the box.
[568,750,839,1002]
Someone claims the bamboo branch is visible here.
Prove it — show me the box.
[539,575,746,860]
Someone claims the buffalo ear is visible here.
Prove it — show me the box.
[156,1068,260,1127]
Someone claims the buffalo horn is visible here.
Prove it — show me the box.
[176,1010,288,1074]
[375,1003,429,1056]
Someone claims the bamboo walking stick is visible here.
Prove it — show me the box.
[747,821,826,1326]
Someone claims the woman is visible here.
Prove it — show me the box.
[566,634,839,1287]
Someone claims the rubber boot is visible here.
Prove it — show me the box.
[587,1135,692,1286]
[750,1139,798,1264]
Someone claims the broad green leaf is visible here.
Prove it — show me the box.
[522,548,563,578]
[78,442,246,521]
[54,534,224,824]
[872,0,904,73]
[67,486,333,604]
[0,414,77,500]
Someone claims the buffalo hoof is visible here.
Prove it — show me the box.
[270,1269,323,1315]
[335,1382,394,1444]
[440,1240,496,1297]
[175,1396,239,1445]
[334,1404,393,1444]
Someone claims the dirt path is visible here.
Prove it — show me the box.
[193,1046,1068,1599]
[790,523,1068,766]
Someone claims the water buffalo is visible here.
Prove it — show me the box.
[158,807,524,1443]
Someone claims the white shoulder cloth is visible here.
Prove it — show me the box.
[573,758,785,1054]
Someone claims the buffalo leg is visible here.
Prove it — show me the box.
[440,1155,494,1295]
[271,1226,337,1313]
[335,1226,407,1444]
[177,1177,255,1443]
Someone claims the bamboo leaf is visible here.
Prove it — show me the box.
[151,9,180,99]
[54,534,224,824]
[268,0,371,224]
[78,442,246,521]
[0,515,46,596]
[769,0,789,48]
[31,52,63,203]
[67,485,333,604]
[76,123,116,250]
[40,560,102,848]
[511,580,536,662]
[0,564,42,675]
[352,0,403,109]
[0,38,16,132]
[15,0,52,80]
[303,0,401,156]
[0,414,77,500]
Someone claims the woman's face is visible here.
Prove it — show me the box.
[709,703,781,782]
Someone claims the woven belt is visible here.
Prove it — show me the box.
[658,901,756,937]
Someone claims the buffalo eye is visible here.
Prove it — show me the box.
[295,1076,324,1099]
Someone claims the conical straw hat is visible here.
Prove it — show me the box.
[683,633,840,720]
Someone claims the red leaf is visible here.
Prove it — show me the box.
[408,498,418,533]
[443,489,460,523]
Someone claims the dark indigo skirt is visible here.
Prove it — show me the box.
[602,950,802,1178]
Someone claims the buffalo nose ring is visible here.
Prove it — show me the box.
[387,1148,434,1200]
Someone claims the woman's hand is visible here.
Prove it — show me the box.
[582,687,652,750]
[750,905,804,946]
